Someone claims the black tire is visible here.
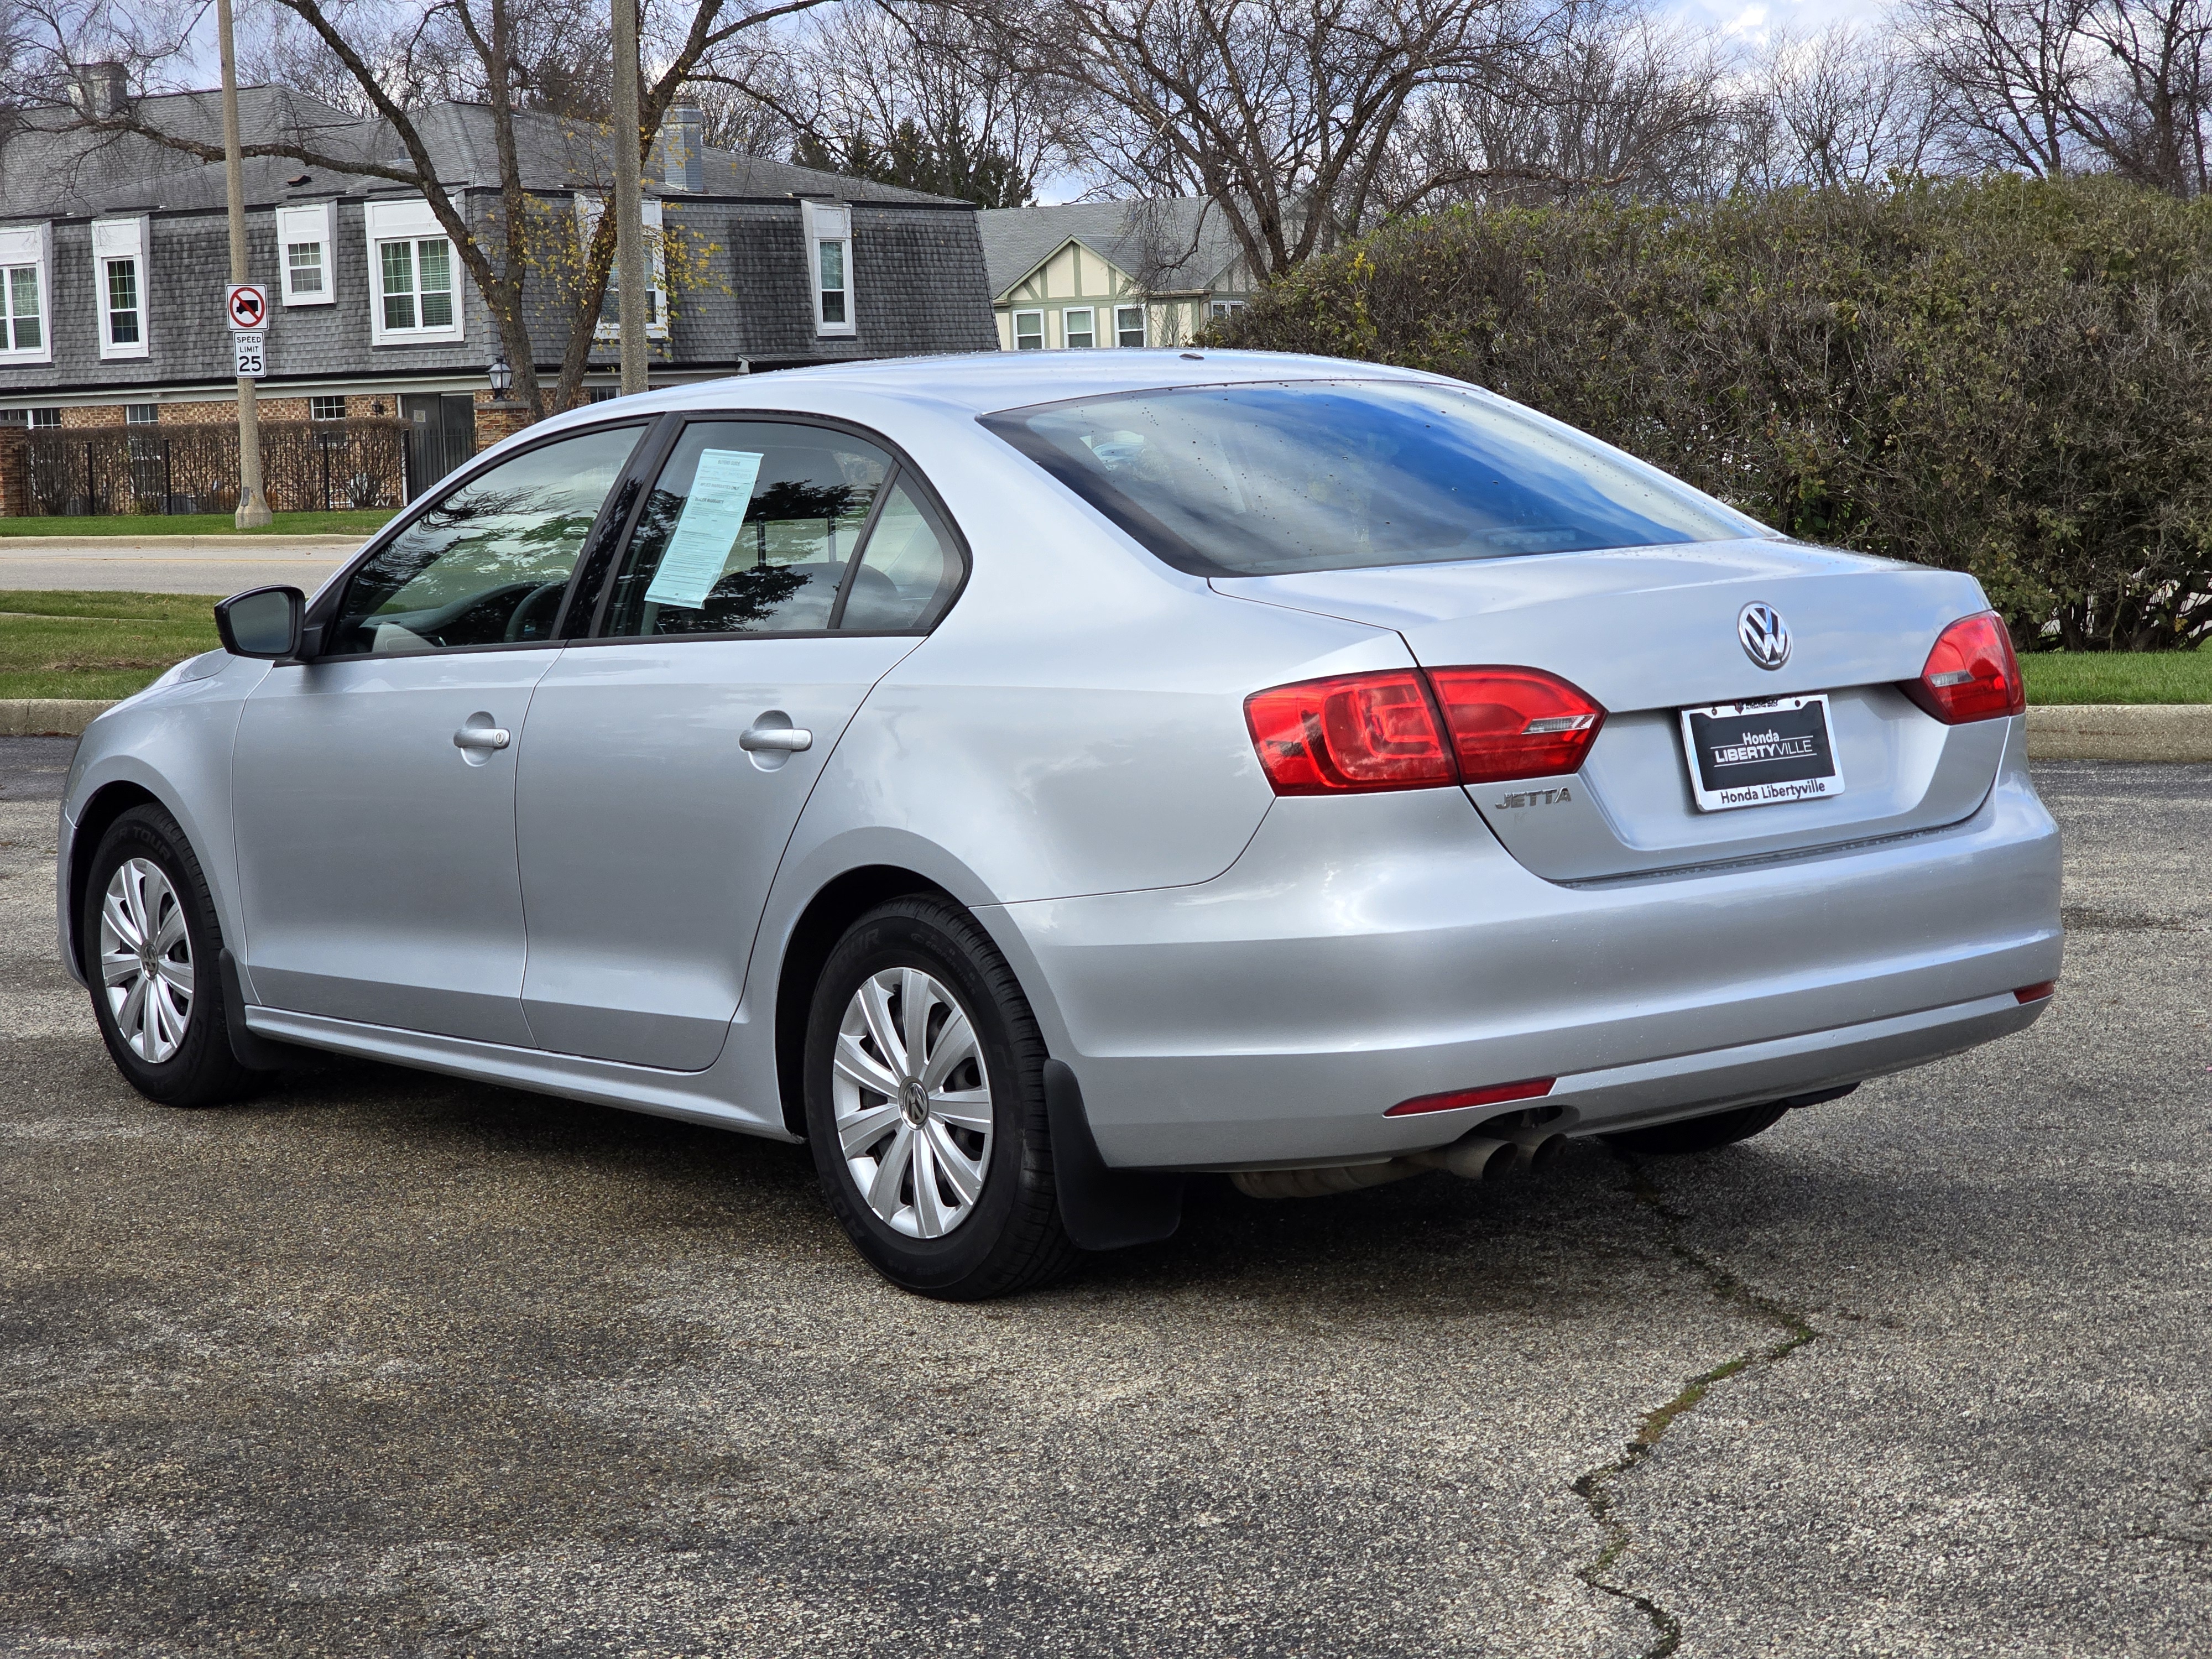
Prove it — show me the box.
[80,804,258,1109]
[1603,1100,1790,1155]
[803,897,1079,1301]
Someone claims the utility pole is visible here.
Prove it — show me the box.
[216,0,271,528]
[610,0,649,396]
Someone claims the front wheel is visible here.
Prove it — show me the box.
[802,897,1078,1300]
[81,804,257,1108]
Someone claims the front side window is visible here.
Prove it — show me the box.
[1210,299,1246,320]
[311,395,346,421]
[603,420,899,637]
[1116,305,1145,348]
[1013,309,1043,350]
[3,264,42,353]
[104,259,140,345]
[30,406,60,428]
[378,238,455,334]
[327,424,644,655]
[983,379,1767,578]
[288,242,324,295]
[126,403,157,425]
[1062,307,1095,349]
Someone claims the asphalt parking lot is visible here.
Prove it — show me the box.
[2,738,2206,1657]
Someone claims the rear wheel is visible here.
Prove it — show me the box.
[1603,1100,1790,1155]
[81,804,257,1109]
[802,897,1079,1300]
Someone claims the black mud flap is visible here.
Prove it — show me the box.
[1042,1058,1184,1252]
[218,948,312,1072]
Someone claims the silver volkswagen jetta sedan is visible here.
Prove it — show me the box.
[57,352,2061,1298]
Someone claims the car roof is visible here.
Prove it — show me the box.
[551,350,1452,429]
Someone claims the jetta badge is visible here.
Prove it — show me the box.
[1738,602,1791,671]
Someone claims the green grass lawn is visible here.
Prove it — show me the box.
[0,509,393,539]
[0,591,220,700]
[2019,649,2211,704]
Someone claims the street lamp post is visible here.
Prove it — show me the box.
[216,0,271,529]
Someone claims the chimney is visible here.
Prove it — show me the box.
[660,102,705,194]
[70,62,130,121]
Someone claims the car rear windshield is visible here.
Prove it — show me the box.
[980,379,1767,577]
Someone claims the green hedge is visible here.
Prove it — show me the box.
[1214,177,2212,651]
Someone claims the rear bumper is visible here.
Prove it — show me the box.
[991,732,2060,1170]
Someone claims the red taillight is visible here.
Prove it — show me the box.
[1903,612,2026,724]
[1243,669,1456,794]
[1427,667,1605,784]
[1385,1077,1556,1117]
[2015,980,2057,1003]
[1244,666,1604,795]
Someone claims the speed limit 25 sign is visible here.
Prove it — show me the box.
[225,284,268,330]
[233,331,266,379]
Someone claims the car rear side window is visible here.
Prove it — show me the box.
[980,379,1767,578]
[600,421,896,637]
[326,424,645,655]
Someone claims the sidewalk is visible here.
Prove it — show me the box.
[0,533,362,595]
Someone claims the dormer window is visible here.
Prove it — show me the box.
[278,202,335,306]
[364,199,463,345]
[0,223,54,363]
[576,196,668,341]
[801,201,855,338]
[92,217,148,358]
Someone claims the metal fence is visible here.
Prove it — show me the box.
[22,419,409,517]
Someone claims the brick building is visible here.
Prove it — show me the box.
[0,77,998,513]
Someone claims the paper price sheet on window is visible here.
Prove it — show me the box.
[644,449,766,609]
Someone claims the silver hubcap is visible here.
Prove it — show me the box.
[832,967,993,1239]
[98,857,194,1065]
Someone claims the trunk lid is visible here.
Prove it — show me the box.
[1214,539,2010,881]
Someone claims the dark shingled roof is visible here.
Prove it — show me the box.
[977,199,1245,299]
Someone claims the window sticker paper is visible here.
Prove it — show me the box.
[644,448,765,608]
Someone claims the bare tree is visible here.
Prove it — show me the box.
[2070,0,2212,193]
[1385,2,1749,210]
[758,1,1073,206]
[1910,0,2086,175]
[1757,25,1942,187]
[982,0,1532,280]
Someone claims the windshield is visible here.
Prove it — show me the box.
[980,379,1767,577]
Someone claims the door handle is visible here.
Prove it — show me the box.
[739,725,812,753]
[453,725,512,752]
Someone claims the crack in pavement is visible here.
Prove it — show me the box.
[1572,1156,1822,1659]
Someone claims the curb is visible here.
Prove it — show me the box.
[2,698,117,736]
[0,534,366,551]
[2025,703,2212,762]
[8,700,2212,757]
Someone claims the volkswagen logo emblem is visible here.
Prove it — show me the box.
[1738,602,1791,671]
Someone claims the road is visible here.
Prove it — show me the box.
[2,743,2206,1657]
[0,539,357,594]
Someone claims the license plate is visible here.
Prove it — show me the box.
[1679,695,1846,812]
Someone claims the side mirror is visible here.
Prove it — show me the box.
[215,585,305,659]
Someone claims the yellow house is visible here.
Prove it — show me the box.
[978,200,1254,352]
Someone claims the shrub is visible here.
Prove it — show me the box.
[1214,176,2212,650]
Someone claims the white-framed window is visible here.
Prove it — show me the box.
[278,202,335,306]
[1062,306,1096,349]
[585,386,619,403]
[1012,309,1044,350]
[364,199,463,345]
[1115,304,1145,348]
[310,395,346,421]
[801,200,855,338]
[91,218,149,359]
[126,403,158,425]
[576,196,668,341]
[1210,299,1246,320]
[0,223,53,364]
[30,406,61,428]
